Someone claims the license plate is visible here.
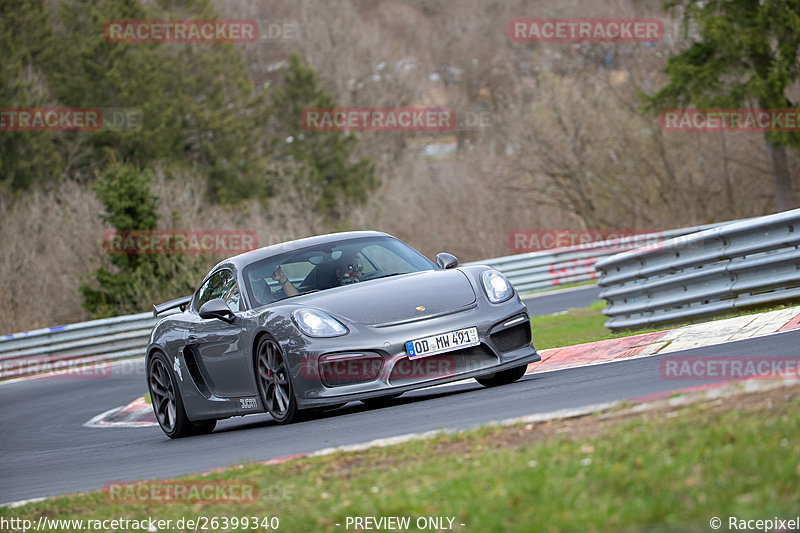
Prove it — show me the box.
[405,327,479,359]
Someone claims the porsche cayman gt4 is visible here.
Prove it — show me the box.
[146,231,540,438]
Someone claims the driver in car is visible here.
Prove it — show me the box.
[270,266,299,297]
[264,254,363,304]
[335,255,364,285]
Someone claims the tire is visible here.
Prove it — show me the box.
[147,351,194,439]
[360,393,402,407]
[255,335,301,424]
[475,364,528,388]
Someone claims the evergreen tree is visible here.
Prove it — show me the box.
[3,0,272,202]
[645,0,800,211]
[0,0,63,193]
[270,53,378,225]
[79,162,199,317]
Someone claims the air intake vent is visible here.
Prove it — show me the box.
[490,322,531,352]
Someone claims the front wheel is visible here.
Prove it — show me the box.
[475,364,528,387]
[256,335,301,424]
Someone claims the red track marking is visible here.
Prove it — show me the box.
[778,312,800,332]
[634,381,736,402]
[531,330,670,373]
[260,453,312,466]
[94,397,156,426]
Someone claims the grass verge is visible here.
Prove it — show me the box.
[3,385,798,532]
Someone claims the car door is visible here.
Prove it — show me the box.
[186,268,253,398]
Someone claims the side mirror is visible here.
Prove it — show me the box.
[436,252,459,270]
[199,298,236,323]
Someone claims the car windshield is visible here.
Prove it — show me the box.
[242,236,435,308]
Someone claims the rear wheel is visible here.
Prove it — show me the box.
[256,336,300,424]
[475,364,528,387]
[148,352,194,439]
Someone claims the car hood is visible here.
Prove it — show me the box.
[294,269,477,325]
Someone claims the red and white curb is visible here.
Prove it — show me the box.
[528,305,800,376]
[84,397,154,428]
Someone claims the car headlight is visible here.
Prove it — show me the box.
[292,309,348,337]
[481,270,514,303]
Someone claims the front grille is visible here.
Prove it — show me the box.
[388,344,498,385]
[490,322,532,352]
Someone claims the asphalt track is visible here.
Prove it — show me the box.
[2,329,798,505]
[521,285,602,315]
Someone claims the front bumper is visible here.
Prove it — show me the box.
[289,297,540,409]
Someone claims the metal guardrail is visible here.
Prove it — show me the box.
[0,220,739,378]
[467,223,725,293]
[596,209,800,331]
[0,311,175,379]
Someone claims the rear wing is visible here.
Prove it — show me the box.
[152,295,192,317]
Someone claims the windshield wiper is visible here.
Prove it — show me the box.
[292,289,320,297]
[364,272,406,281]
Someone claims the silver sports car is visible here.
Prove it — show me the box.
[146,231,540,438]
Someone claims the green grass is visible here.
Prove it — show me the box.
[4,390,798,532]
[532,301,613,349]
[531,301,663,349]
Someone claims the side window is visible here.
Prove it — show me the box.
[222,283,241,312]
[194,269,241,312]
